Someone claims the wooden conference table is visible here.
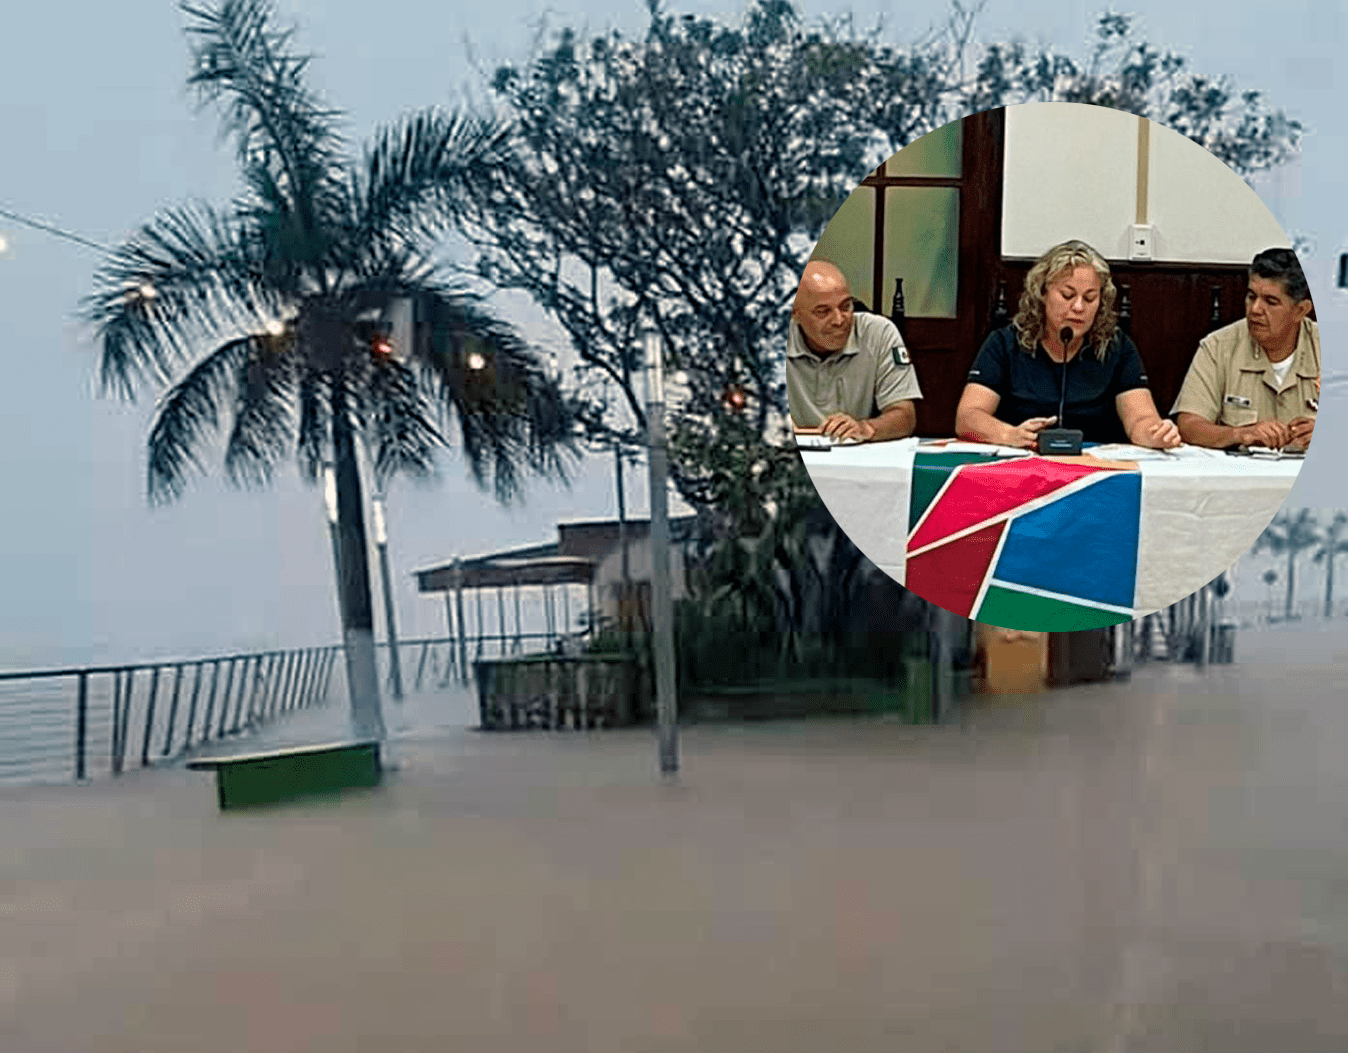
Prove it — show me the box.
[799,437,1300,631]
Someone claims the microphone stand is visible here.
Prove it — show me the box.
[1037,325,1084,455]
[1057,325,1070,427]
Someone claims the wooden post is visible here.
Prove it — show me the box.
[514,583,523,654]
[454,559,468,683]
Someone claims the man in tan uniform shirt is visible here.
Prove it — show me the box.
[787,261,922,442]
[1173,248,1319,451]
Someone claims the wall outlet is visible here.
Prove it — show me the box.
[1129,223,1154,261]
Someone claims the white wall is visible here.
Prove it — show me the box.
[1003,103,1138,259]
[592,540,691,619]
[1147,125,1290,263]
[1002,102,1290,264]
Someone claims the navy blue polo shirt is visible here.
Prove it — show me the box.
[966,326,1150,444]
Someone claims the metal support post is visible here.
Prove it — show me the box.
[645,325,679,775]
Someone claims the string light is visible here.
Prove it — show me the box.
[0,203,113,255]
[0,202,159,299]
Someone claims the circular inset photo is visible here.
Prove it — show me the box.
[789,103,1318,632]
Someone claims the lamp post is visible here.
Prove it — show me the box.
[644,324,679,776]
[615,441,630,637]
[371,488,404,701]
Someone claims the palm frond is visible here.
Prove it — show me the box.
[362,355,443,492]
[353,109,511,251]
[236,165,315,293]
[145,337,255,504]
[181,0,346,235]
[412,291,579,501]
[82,202,264,400]
[223,335,299,487]
[294,367,332,483]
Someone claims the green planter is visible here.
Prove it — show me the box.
[188,741,382,810]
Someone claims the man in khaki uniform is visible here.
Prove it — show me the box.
[787,261,922,442]
[1173,248,1319,451]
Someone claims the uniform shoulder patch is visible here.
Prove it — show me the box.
[892,345,910,367]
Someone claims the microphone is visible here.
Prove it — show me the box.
[1037,325,1084,455]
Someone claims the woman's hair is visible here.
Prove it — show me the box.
[1012,240,1119,360]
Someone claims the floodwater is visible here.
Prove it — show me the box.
[2,622,1346,1050]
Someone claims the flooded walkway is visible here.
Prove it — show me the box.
[2,637,1346,1052]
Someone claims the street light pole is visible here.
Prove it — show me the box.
[371,489,405,701]
[644,325,679,776]
[615,442,630,638]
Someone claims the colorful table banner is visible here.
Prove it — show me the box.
[905,452,1140,631]
[801,439,1299,632]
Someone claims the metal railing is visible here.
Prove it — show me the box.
[473,654,646,730]
[1118,584,1240,670]
[0,646,342,785]
[0,629,590,787]
[392,631,587,692]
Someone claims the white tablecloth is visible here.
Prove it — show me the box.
[802,439,1300,615]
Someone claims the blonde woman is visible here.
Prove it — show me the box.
[956,240,1180,449]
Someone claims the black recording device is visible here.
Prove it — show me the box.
[1036,326,1084,455]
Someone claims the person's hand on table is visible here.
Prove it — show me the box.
[1287,415,1314,450]
[819,412,875,442]
[1005,416,1057,449]
[1132,418,1182,449]
[1234,419,1293,449]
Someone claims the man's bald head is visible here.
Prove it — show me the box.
[793,261,855,355]
[794,261,851,311]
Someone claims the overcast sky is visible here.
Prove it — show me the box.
[0,0,1343,668]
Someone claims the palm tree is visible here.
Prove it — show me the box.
[1261,568,1279,621]
[1312,511,1348,618]
[1207,570,1231,617]
[1253,509,1320,622]
[82,0,575,741]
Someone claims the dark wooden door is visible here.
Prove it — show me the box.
[854,109,1005,437]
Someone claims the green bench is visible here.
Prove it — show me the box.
[187,740,382,810]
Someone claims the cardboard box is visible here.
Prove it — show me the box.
[974,622,1048,695]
